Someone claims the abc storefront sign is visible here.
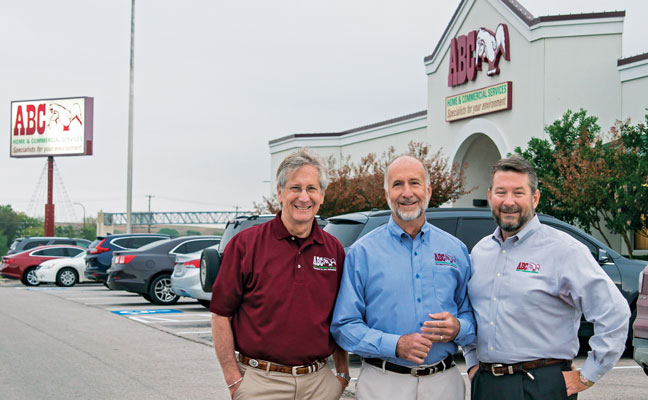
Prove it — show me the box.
[10,97,93,157]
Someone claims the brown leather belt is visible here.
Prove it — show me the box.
[480,358,570,377]
[238,354,326,376]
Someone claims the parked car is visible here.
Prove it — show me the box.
[84,234,170,283]
[633,264,648,375]
[7,237,90,255]
[35,250,90,287]
[1,245,85,286]
[200,214,327,292]
[171,250,218,308]
[323,208,645,350]
[107,236,220,305]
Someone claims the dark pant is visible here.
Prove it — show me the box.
[471,361,577,400]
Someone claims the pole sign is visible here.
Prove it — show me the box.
[10,96,93,157]
[445,81,512,122]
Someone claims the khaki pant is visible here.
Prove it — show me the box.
[355,361,465,400]
[233,362,344,400]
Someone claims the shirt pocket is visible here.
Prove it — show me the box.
[432,267,459,310]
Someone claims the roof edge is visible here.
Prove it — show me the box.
[269,110,427,146]
[618,52,648,66]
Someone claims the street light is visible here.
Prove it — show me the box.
[73,202,86,229]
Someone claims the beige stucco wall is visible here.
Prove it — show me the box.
[622,76,648,125]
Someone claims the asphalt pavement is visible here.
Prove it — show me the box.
[0,279,645,399]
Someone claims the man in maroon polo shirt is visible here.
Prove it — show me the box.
[210,148,349,400]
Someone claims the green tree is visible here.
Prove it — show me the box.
[516,109,648,257]
[158,227,179,236]
[0,205,42,255]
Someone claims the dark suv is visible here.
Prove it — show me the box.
[200,215,327,292]
[84,234,170,283]
[324,208,646,349]
[7,237,91,255]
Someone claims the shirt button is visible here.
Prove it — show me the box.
[291,237,295,240]
[490,321,494,326]
[489,346,494,351]
[297,264,301,269]
[501,250,506,254]
[492,297,497,302]
[416,274,420,279]
[497,273,501,277]
[419,322,423,327]
[414,252,418,256]
[417,298,421,303]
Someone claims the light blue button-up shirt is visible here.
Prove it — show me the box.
[463,216,630,382]
[331,217,475,367]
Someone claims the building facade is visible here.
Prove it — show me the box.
[269,0,648,253]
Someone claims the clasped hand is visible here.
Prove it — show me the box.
[395,312,460,364]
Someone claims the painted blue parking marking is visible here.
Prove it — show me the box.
[111,309,184,315]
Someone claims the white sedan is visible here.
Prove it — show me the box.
[35,250,90,287]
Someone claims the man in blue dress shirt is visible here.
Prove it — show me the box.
[464,155,630,399]
[331,155,475,400]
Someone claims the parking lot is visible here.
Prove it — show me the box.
[0,279,645,399]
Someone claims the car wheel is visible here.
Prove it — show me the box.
[56,268,78,287]
[148,275,179,305]
[21,267,40,286]
[197,299,210,309]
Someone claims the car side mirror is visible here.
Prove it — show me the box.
[598,249,610,263]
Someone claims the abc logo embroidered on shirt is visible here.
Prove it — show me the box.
[516,261,540,274]
[434,253,457,268]
[312,256,337,271]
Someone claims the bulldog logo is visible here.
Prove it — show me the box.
[476,23,510,76]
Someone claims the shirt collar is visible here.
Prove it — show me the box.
[387,215,430,240]
[492,214,541,244]
[271,211,324,244]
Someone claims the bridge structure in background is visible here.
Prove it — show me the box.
[102,211,255,225]
[97,210,255,236]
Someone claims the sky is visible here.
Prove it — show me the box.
[1,0,646,223]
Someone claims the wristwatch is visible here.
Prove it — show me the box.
[336,372,351,383]
[579,372,595,387]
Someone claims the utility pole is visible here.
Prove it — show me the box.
[146,194,153,233]
[126,0,136,233]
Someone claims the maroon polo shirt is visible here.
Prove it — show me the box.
[210,212,345,366]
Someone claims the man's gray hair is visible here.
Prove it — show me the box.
[490,155,538,193]
[383,155,430,192]
[276,148,329,191]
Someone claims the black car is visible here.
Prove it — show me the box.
[107,236,220,305]
[84,234,170,283]
[323,208,645,350]
[200,214,327,292]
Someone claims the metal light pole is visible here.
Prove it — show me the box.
[73,202,86,229]
[126,0,136,233]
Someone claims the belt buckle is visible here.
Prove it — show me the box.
[490,363,505,376]
[409,367,421,377]
[249,359,259,368]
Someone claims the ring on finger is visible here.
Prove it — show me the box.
[440,334,443,342]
